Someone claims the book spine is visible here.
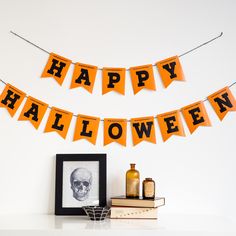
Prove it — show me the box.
[111,198,165,208]
[110,207,158,219]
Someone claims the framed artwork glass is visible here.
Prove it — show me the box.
[55,153,107,215]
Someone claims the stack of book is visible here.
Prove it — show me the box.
[110,196,165,219]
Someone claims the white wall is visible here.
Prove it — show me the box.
[0,0,235,219]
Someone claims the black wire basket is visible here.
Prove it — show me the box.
[82,206,110,221]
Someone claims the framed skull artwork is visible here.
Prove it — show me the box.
[55,153,107,215]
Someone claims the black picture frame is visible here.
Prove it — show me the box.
[55,153,107,215]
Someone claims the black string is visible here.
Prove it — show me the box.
[10,31,50,54]
[178,32,223,57]
[10,31,223,71]
[0,78,235,122]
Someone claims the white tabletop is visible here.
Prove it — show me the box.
[0,214,235,236]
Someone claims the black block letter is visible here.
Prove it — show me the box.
[75,69,91,86]
[1,90,20,109]
[162,62,177,79]
[47,59,66,78]
[214,93,233,113]
[136,70,149,87]
[164,116,179,133]
[24,103,39,121]
[132,122,153,138]
[52,113,64,131]
[108,123,122,139]
[107,72,120,88]
[80,120,92,137]
[188,107,204,125]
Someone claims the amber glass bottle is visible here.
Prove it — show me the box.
[126,163,140,198]
[142,178,155,199]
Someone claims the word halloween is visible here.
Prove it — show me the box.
[41,53,185,94]
[0,83,235,146]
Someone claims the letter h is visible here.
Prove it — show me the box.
[47,59,66,78]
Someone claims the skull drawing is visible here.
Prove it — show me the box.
[70,168,92,201]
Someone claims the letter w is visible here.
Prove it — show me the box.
[132,122,153,138]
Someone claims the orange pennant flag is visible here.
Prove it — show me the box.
[131,116,156,146]
[41,53,72,85]
[18,96,48,129]
[157,110,185,142]
[104,118,127,146]
[129,65,156,95]
[0,84,26,117]
[70,63,98,93]
[208,87,236,121]
[44,107,73,139]
[181,101,211,134]
[73,114,100,145]
[156,56,184,88]
[102,68,126,95]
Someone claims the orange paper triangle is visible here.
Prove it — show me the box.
[73,114,100,144]
[44,107,73,139]
[129,65,156,95]
[18,96,48,129]
[104,118,127,146]
[181,101,211,134]
[0,84,26,117]
[102,68,126,95]
[208,87,236,121]
[131,116,156,145]
[41,53,72,85]
[157,110,185,142]
[156,56,185,88]
[70,63,98,93]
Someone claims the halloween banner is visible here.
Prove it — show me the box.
[10,31,223,95]
[0,79,235,146]
[42,52,188,95]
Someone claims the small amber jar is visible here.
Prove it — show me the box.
[142,178,155,199]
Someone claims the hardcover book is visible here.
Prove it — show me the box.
[111,196,165,208]
[110,206,158,219]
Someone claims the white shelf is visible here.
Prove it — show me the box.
[0,214,235,236]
